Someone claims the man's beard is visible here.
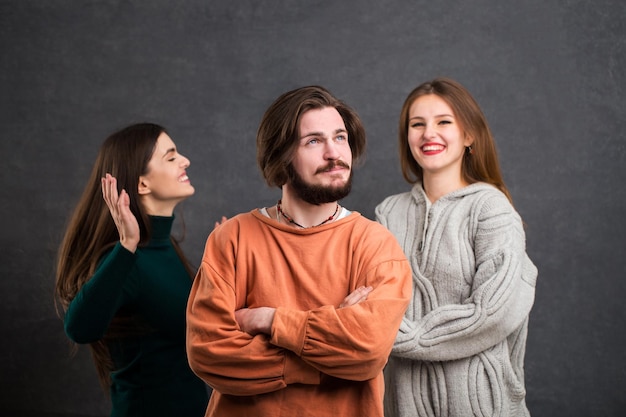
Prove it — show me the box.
[287,162,352,205]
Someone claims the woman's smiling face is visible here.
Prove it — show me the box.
[138,132,195,215]
[407,94,472,179]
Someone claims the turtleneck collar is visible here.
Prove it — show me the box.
[149,215,174,243]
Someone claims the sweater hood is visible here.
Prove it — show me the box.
[410,182,499,205]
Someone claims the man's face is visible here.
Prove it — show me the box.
[288,106,353,205]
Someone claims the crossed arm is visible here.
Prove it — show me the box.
[235,286,373,335]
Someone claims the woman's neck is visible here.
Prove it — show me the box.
[140,196,179,217]
[422,173,468,203]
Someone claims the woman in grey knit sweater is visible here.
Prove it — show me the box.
[376,78,537,417]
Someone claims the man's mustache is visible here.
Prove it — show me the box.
[315,161,350,174]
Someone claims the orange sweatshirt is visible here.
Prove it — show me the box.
[186,209,411,417]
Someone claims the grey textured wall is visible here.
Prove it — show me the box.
[1,1,625,416]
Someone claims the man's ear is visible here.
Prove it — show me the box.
[138,176,151,195]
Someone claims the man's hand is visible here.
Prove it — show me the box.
[235,286,372,336]
[235,307,276,335]
[339,286,373,308]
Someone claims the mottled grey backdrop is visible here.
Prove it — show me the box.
[1,1,625,416]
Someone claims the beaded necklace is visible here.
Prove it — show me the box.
[276,199,339,229]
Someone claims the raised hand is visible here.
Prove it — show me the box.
[101,173,140,253]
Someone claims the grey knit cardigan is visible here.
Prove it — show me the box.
[375,182,537,417]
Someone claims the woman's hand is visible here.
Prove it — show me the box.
[214,216,228,229]
[102,173,140,253]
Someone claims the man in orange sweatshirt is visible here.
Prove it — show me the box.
[186,85,412,417]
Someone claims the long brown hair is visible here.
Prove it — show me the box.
[257,85,367,188]
[55,123,193,391]
[398,77,513,204]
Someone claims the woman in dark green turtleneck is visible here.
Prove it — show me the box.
[55,123,209,416]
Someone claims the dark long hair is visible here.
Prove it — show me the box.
[55,123,193,390]
[398,77,513,204]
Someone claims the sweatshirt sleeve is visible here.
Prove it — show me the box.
[186,218,412,395]
[391,194,538,362]
[186,224,321,396]
[270,253,412,381]
[64,243,137,343]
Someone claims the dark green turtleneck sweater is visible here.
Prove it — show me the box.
[64,216,208,417]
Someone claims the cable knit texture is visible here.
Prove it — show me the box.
[375,182,537,417]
